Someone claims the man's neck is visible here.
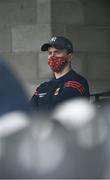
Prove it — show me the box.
[54,66,71,79]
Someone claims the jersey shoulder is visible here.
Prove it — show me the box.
[64,70,90,96]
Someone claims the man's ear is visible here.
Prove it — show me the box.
[68,53,73,62]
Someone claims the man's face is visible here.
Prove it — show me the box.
[48,47,69,59]
[47,47,72,73]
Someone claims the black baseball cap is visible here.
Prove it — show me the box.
[41,36,73,53]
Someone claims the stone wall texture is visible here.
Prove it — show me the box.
[0,0,110,97]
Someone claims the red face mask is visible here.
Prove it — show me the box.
[48,56,68,73]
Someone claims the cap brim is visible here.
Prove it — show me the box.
[41,43,51,51]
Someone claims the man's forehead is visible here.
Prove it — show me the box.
[48,47,67,52]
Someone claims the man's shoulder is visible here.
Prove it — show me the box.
[37,79,53,89]
[36,78,57,92]
[66,70,88,84]
[64,70,90,95]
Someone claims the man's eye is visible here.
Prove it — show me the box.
[48,52,52,55]
[57,50,62,54]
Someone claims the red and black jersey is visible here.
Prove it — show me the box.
[30,70,90,112]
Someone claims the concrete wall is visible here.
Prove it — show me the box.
[0,0,110,97]
[0,0,52,96]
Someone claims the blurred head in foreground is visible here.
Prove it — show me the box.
[0,58,30,158]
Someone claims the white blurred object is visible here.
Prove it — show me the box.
[0,103,109,179]
[0,111,29,137]
[52,98,107,148]
[17,116,66,176]
[53,99,96,129]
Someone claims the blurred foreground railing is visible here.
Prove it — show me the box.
[90,91,110,107]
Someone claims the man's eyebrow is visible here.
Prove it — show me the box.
[48,50,59,53]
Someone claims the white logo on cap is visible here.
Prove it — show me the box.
[50,37,57,43]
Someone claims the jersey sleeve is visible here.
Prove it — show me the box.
[29,81,56,110]
[29,88,39,109]
[64,81,85,95]
[52,80,87,108]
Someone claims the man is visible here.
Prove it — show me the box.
[30,36,90,112]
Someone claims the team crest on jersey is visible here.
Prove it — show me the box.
[39,93,47,97]
[54,88,60,95]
